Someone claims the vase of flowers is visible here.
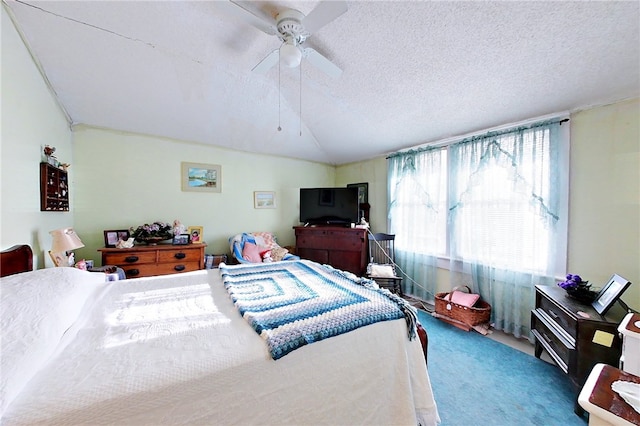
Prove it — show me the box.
[558,274,597,303]
[130,221,173,245]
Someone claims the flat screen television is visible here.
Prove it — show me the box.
[299,187,360,226]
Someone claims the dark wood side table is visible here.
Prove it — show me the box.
[531,285,626,414]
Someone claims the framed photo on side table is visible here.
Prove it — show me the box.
[104,230,130,248]
[188,226,204,243]
[592,274,631,315]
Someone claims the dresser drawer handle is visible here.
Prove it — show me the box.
[174,253,186,259]
[546,309,559,320]
[127,269,140,277]
[542,332,553,344]
[174,265,186,271]
[124,256,139,263]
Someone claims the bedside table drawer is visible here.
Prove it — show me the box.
[532,309,575,373]
[538,293,577,340]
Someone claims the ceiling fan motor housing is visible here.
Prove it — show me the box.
[276,9,309,44]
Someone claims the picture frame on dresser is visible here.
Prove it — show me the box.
[187,226,203,243]
[592,274,631,315]
[173,233,191,245]
[104,230,130,248]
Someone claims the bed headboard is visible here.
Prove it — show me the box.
[1,245,34,277]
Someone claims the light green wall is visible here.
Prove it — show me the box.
[568,99,639,311]
[1,6,75,268]
[71,126,335,262]
[338,99,640,311]
[335,157,387,232]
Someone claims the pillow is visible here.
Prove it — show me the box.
[270,246,289,262]
[242,242,262,263]
[0,267,107,417]
[252,232,278,250]
[449,290,480,307]
[369,263,396,278]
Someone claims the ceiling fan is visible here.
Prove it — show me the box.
[229,1,348,78]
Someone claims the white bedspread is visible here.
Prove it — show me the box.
[2,269,439,425]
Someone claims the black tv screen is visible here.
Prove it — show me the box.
[299,187,360,225]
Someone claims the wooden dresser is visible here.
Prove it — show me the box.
[294,226,367,275]
[531,285,625,412]
[99,244,206,279]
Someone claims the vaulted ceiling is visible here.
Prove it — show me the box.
[4,0,639,165]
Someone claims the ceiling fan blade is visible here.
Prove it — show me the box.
[303,48,342,78]
[302,1,348,34]
[252,49,279,73]
[228,1,277,35]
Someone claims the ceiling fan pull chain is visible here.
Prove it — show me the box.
[277,45,282,132]
[299,61,302,136]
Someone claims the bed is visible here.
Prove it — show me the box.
[0,244,440,425]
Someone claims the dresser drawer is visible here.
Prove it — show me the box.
[103,251,156,265]
[158,249,202,263]
[532,308,575,373]
[121,262,200,278]
[537,293,577,341]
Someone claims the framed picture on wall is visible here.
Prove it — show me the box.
[347,182,368,204]
[254,191,276,209]
[181,162,222,193]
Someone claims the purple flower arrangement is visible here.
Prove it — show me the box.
[558,274,589,290]
[558,273,597,303]
[130,221,173,242]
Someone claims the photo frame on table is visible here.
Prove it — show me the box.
[104,230,130,248]
[347,182,368,204]
[591,273,631,315]
[187,226,204,243]
[254,191,276,209]
[173,234,191,245]
[181,162,221,193]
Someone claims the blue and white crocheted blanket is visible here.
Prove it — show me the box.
[220,260,417,360]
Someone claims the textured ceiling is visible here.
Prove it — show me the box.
[4,0,639,165]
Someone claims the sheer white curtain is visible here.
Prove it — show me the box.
[448,120,568,339]
[388,147,446,301]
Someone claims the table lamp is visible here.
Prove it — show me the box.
[49,227,84,267]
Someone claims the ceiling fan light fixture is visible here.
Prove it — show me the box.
[279,42,302,68]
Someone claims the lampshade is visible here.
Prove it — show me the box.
[280,42,302,68]
[50,227,84,253]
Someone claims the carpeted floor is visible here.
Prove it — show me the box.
[417,309,588,425]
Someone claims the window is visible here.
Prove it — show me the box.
[389,118,569,277]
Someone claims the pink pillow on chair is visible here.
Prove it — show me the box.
[242,242,262,263]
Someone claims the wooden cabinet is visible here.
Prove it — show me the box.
[40,163,69,211]
[294,226,367,275]
[99,244,206,279]
[531,285,625,405]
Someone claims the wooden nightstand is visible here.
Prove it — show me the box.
[98,243,206,279]
[531,285,626,414]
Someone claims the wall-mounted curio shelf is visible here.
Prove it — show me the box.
[40,162,69,211]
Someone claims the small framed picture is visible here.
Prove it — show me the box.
[254,191,276,209]
[347,182,369,204]
[104,229,130,248]
[181,162,222,193]
[188,226,204,243]
[591,274,632,315]
[173,233,191,245]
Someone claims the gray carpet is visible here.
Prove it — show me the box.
[417,309,587,425]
